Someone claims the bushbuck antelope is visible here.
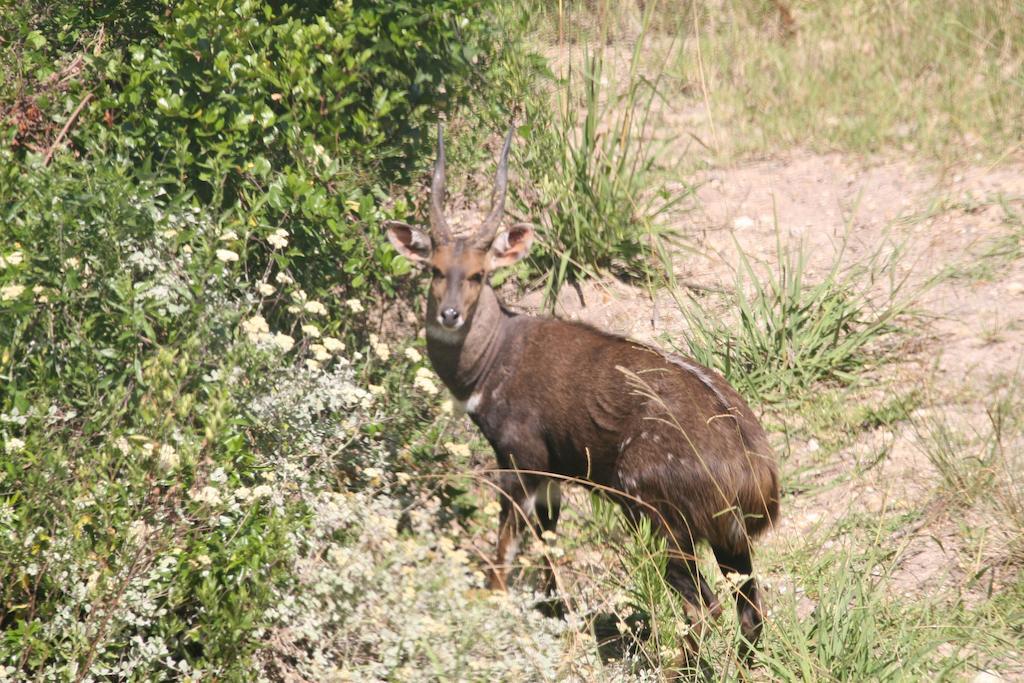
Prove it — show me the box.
[386,127,779,657]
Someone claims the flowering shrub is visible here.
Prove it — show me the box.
[258,488,573,681]
[0,2,675,680]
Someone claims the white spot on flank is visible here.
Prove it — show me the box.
[619,436,632,453]
[652,434,661,444]
[667,452,675,461]
[451,390,484,416]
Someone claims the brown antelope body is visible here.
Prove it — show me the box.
[386,127,780,656]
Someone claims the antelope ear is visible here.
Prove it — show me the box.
[486,223,534,269]
[385,220,432,263]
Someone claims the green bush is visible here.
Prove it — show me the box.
[0,153,292,677]
[0,2,503,674]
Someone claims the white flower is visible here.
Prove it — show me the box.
[4,437,26,453]
[4,251,23,266]
[64,257,80,269]
[303,300,327,316]
[235,487,252,501]
[370,335,390,361]
[272,332,295,352]
[404,347,422,363]
[301,323,320,338]
[724,572,752,589]
[363,467,384,486]
[251,484,273,500]
[1,285,25,301]
[275,271,294,285]
[257,282,275,296]
[367,384,385,396]
[305,359,321,372]
[345,298,364,314]
[322,336,344,352]
[444,442,471,458]
[218,230,238,241]
[413,367,439,395]
[127,519,150,543]
[209,467,228,484]
[190,486,222,506]
[267,229,289,250]
[310,344,331,362]
[215,248,239,263]
[241,314,269,342]
[158,444,179,471]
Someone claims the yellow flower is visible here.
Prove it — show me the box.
[444,442,471,458]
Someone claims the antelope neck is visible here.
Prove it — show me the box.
[426,285,510,399]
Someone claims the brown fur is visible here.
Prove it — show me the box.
[385,128,780,659]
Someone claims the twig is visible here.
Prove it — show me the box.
[43,91,93,166]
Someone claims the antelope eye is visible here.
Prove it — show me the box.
[431,267,444,279]
[468,272,484,283]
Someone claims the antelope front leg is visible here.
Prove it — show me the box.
[487,491,527,591]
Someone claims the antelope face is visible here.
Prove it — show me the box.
[428,241,488,330]
[385,125,533,341]
[386,225,533,337]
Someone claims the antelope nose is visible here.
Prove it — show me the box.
[440,307,461,328]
